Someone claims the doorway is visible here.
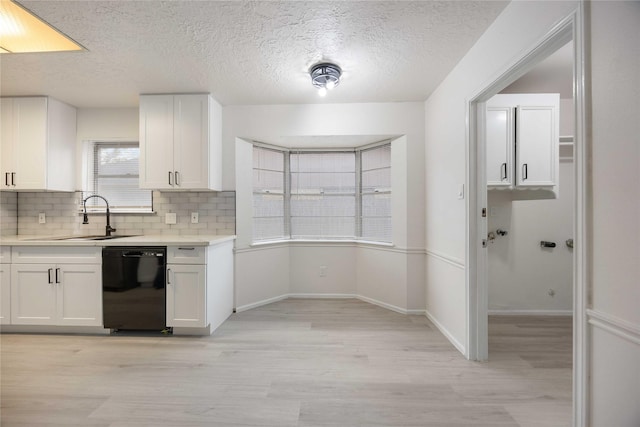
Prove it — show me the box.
[486,42,574,340]
[465,9,589,425]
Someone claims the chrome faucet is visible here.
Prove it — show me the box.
[82,195,117,236]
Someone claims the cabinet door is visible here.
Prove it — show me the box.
[166,264,206,328]
[139,95,175,189]
[57,264,102,326]
[0,99,14,189]
[11,264,57,325]
[173,95,210,189]
[516,105,557,187]
[13,98,48,190]
[0,264,10,325]
[486,106,514,187]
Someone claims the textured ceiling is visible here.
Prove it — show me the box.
[0,1,508,108]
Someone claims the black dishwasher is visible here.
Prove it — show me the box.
[102,247,167,331]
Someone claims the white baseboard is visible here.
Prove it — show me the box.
[235,293,425,316]
[424,309,466,355]
[235,294,289,313]
[288,293,357,300]
[356,294,410,315]
[488,309,573,316]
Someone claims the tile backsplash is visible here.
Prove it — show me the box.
[6,191,235,237]
[0,192,18,236]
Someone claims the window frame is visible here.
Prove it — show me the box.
[251,141,392,244]
[81,140,153,214]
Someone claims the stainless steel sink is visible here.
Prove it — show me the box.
[86,235,139,240]
[46,235,139,241]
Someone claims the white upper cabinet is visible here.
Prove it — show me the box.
[0,97,77,191]
[486,106,514,187]
[486,93,560,193]
[139,94,222,191]
[516,105,557,187]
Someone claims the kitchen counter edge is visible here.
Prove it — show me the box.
[0,235,236,247]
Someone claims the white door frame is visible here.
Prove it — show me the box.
[465,5,589,425]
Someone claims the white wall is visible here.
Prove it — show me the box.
[588,2,640,425]
[488,159,574,314]
[231,103,425,313]
[290,244,357,296]
[424,0,579,354]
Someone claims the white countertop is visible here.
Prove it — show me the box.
[0,234,236,247]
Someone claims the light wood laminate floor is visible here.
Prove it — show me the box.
[1,299,572,426]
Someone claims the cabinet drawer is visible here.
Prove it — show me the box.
[167,246,206,264]
[0,246,10,263]
[11,246,101,264]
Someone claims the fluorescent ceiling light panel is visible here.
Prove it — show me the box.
[0,0,83,53]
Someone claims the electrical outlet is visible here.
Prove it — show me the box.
[38,213,46,224]
[319,266,327,277]
[191,212,199,224]
[165,213,177,224]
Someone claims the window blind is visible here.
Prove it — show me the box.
[253,146,286,241]
[360,144,392,242]
[290,151,356,239]
[84,142,152,211]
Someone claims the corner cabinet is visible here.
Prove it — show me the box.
[166,241,234,334]
[0,97,77,191]
[139,94,222,191]
[10,247,102,326]
[486,94,559,194]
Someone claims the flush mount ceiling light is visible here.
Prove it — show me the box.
[309,62,342,97]
[0,0,84,54]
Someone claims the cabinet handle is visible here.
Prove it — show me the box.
[168,171,173,186]
[11,172,15,186]
[501,163,507,181]
[4,173,8,186]
[522,163,528,180]
[55,268,61,284]
[178,247,195,251]
[167,268,172,285]
[175,171,180,186]
[48,268,53,284]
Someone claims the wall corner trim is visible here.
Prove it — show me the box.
[587,309,640,346]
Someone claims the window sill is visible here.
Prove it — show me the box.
[79,209,156,215]
[251,239,394,248]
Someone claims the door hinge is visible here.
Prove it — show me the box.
[482,208,487,218]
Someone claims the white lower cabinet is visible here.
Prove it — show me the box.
[0,246,10,325]
[166,263,206,328]
[166,242,234,334]
[10,247,102,327]
[0,262,10,325]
